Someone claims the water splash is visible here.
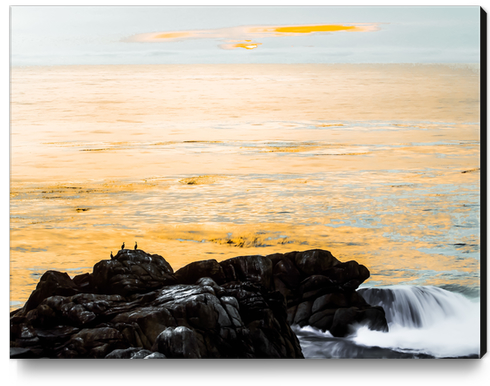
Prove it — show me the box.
[355,286,480,357]
[296,286,480,358]
[358,285,476,328]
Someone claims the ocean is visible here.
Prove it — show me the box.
[10,63,481,358]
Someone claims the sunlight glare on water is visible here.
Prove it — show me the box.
[9,64,480,311]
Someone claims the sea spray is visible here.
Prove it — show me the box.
[358,285,478,328]
[355,286,480,357]
[295,286,480,358]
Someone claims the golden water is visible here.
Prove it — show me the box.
[10,64,480,310]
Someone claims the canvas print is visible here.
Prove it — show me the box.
[9,6,483,359]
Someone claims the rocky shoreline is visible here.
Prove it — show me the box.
[10,248,388,359]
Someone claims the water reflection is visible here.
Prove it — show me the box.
[10,64,480,311]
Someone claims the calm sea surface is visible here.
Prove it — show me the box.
[10,64,480,315]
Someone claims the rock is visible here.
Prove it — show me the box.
[220,296,242,327]
[195,277,226,297]
[10,248,387,357]
[152,326,206,358]
[308,309,336,331]
[300,275,337,293]
[174,259,225,284]
[312,293,338,314]
[143,352,167,359]
[329,306,389,337]
[105,347,166,359]
[13,274,301,358]
[272,258,302,289]
[222,282,303,358]
[92,249,176,296]
[23,271,79,313]
[299,275,337,301]
[330,307,360,337]
[263,250,384,337]
[323,260,370,288]
[359,307,389,333]
[220,255,273,289]
[72,273,93,292]
[110,304,176,347]
[62,327,127,358]
[293,300,313,326]
[293,249,340,276]
[10,347,39,359]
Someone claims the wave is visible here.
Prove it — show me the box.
[358,285,478,328]
[295,285,480,359]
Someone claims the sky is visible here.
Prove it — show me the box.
[10,5,481,65]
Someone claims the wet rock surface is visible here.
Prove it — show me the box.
[266,250,387,335]
[10,248,387,358]
[92,249,176,296]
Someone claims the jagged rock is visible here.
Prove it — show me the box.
[323,260,370,289]
[23,271,79,313]
[11,274,301,358]
[329,306,389,337]
[152,326,206,358]
[174,259,225,284]
[262,249,386,337]
[60,327,127,358]
[92,249,176,296]
[10,248,388,357]
[105,347,166,359]
[293,300,313,326]
[308,308,336,331]
[72,273,93,292]
[293,249,340,276]
[10,347,39,359]
[221,282,302,358]
[220,255,273,289]
[273,258,302,288]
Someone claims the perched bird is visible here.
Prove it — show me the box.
[110,251,114,259]
[134,241,138,250]
[121,242,125,250]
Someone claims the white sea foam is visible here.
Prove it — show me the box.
[354,286,480,357]
[296,286,480,358]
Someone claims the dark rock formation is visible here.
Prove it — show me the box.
[10,248,387,359]
[91,249,176,296]
[265,249,387,336]
[23,271,80,313]
[105,347,166,359]
[174,259,225,285]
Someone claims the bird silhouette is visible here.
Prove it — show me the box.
[134,241,138,250]
[110,251,114,259]
[121,242,125,250]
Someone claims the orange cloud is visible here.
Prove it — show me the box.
[125,23,380,50]
[220,41,262,50]
[251,24,374,35]
[154,32,193,40]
